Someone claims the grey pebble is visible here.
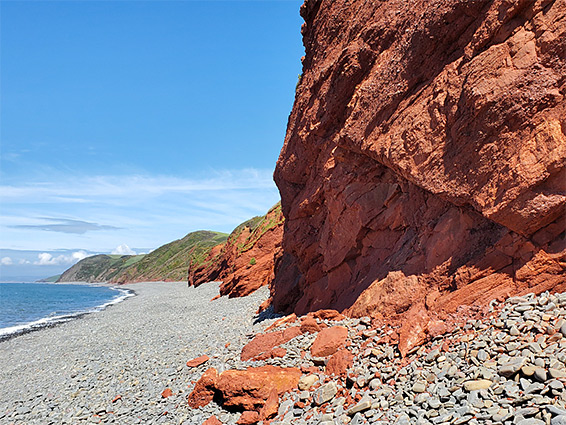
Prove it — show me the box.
[552,416,566,425]
[313,382,337,406]
[516,419,545,425]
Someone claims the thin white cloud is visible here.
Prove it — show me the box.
[111,244,137,256]
[34,251,90,266]
[12,218,120,234]
[0,169,280,251]
[1,257,13,266]
[0,170,276,203]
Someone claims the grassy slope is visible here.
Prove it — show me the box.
[58,230,229,283]
[57,254,145,283]
[56,206,283,284]
[37,274,62,283]
[114,230,228,282]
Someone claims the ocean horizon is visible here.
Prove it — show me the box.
[0,282,134,340]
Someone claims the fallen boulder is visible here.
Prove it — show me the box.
[311,326,349,357]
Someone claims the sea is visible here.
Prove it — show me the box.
[0,282,134,340]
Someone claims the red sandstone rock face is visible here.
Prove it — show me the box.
[272,0,566,347]
[189,204,284,298]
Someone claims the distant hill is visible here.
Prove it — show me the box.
[37,274,62,283]
[110,230,228,283]
[57,230,228,284]
[57,254,145,283]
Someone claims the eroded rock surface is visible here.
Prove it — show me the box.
[189,203,284,298]
[272,0,566,344]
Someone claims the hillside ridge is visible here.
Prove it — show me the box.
[57,230,228,284]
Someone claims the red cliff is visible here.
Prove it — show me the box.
[189,203,284,298]
[272,0,566,338]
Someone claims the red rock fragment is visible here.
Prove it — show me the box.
[265,313,298,331]
[188,366,300,413]
[216,366,301,411]
[325,349,354,377]
[237,411,260,425]
[301,365,320,374]
[257,298,271,314]
[252,347,288,361]
[211,295,220,301]
[203,416,223,425]
[311,326,348,357]
[187,368,218,408]
[398,303,429,357]
[271,347,287,358]
[240,326,301,361]
[300,316,321,333]
[111,395,121,403]
[161,388,173,398]
[259,388,279,421]
[310,310,345,321]
[428,319,449,339]
[186,355,210,368]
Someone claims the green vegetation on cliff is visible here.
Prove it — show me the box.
[57,230,228,284]
[115,230,228,283]
[58,205,282,286]
[187,201,284,294]
[229,202,283,254]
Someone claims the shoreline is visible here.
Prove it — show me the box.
[0,283,136,343]
[0,281,274,424]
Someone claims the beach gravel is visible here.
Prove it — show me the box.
[0,281,275,425]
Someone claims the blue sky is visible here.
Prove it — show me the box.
[0,0,304,280]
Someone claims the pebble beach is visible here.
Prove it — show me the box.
[0,281,276,425]
[2,282,566,425]
[265,291,566,425]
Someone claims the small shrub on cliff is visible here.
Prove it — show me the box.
[249,257,256,266]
